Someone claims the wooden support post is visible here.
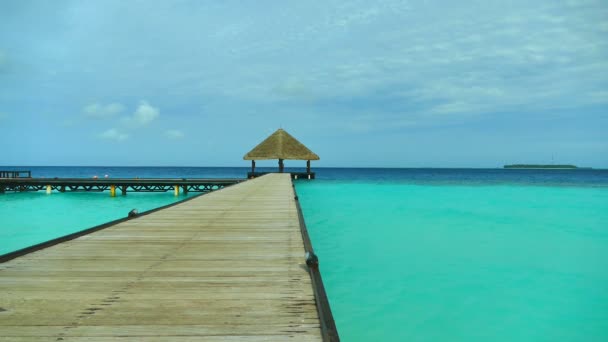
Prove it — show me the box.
[121,186,127,196]
[182,185,188,195]
[174,185,179,196]
[251,160,256,174]
[0,185,5,194]
[110,185,116,197]
[59,185,65,193]
[46,185,52,194]
[307,160,311,174]
[279,159,284,173]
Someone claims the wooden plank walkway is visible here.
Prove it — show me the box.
[0,174,324,341]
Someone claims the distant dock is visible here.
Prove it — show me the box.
[0,173,338,341]
[0,170,31,178]
[0,177,242,195]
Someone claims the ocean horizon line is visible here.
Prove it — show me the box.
[1,165,605,170]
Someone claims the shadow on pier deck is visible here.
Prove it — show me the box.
[0,174,338,341]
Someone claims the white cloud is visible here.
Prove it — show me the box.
[164,129,184,139]
[588,91,608,104]
[60,119,76,127]
[430,102,477,115]
[83,103,124,119]
[99,128,128,142]
[130,101,159,125]
[4,0,608,133]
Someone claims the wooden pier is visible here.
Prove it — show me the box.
[0,170,31,179]
[0,174,338,341]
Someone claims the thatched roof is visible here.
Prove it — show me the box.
[243,129,320,161]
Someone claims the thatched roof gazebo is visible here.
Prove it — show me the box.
[244,129,319,179]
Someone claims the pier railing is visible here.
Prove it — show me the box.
[0,170,31,178]
[0,178,243,195]
[248,171,315,179]
[293,182,340,341]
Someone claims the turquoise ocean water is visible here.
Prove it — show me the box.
[297,181,608,341]
[0,192,191,255]
[1,167,608,340]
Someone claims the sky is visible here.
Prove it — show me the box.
[1,0,607,168]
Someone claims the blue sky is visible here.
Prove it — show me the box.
[1,0,607,168]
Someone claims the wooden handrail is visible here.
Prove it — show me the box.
[293,181,340,341]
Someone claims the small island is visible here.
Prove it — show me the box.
[504,164,583,169]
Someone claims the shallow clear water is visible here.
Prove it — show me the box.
[0,192,191,254]
[297,181,608,341]
[1,166,608,340]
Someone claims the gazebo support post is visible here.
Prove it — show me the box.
[251,160,256,174]
[278,159,284,173]
[306,160,311,174]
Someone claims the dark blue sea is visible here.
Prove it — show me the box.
[1,166,607,186]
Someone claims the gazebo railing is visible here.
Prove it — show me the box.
[247,171,315,180]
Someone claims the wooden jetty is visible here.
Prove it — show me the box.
[0,178,242,195]
[0,170,31,179]
[0,173,338,341]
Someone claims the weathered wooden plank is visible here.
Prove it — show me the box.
[0,324,322,336]
[0,336,322,342]
[0,174,323,341]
